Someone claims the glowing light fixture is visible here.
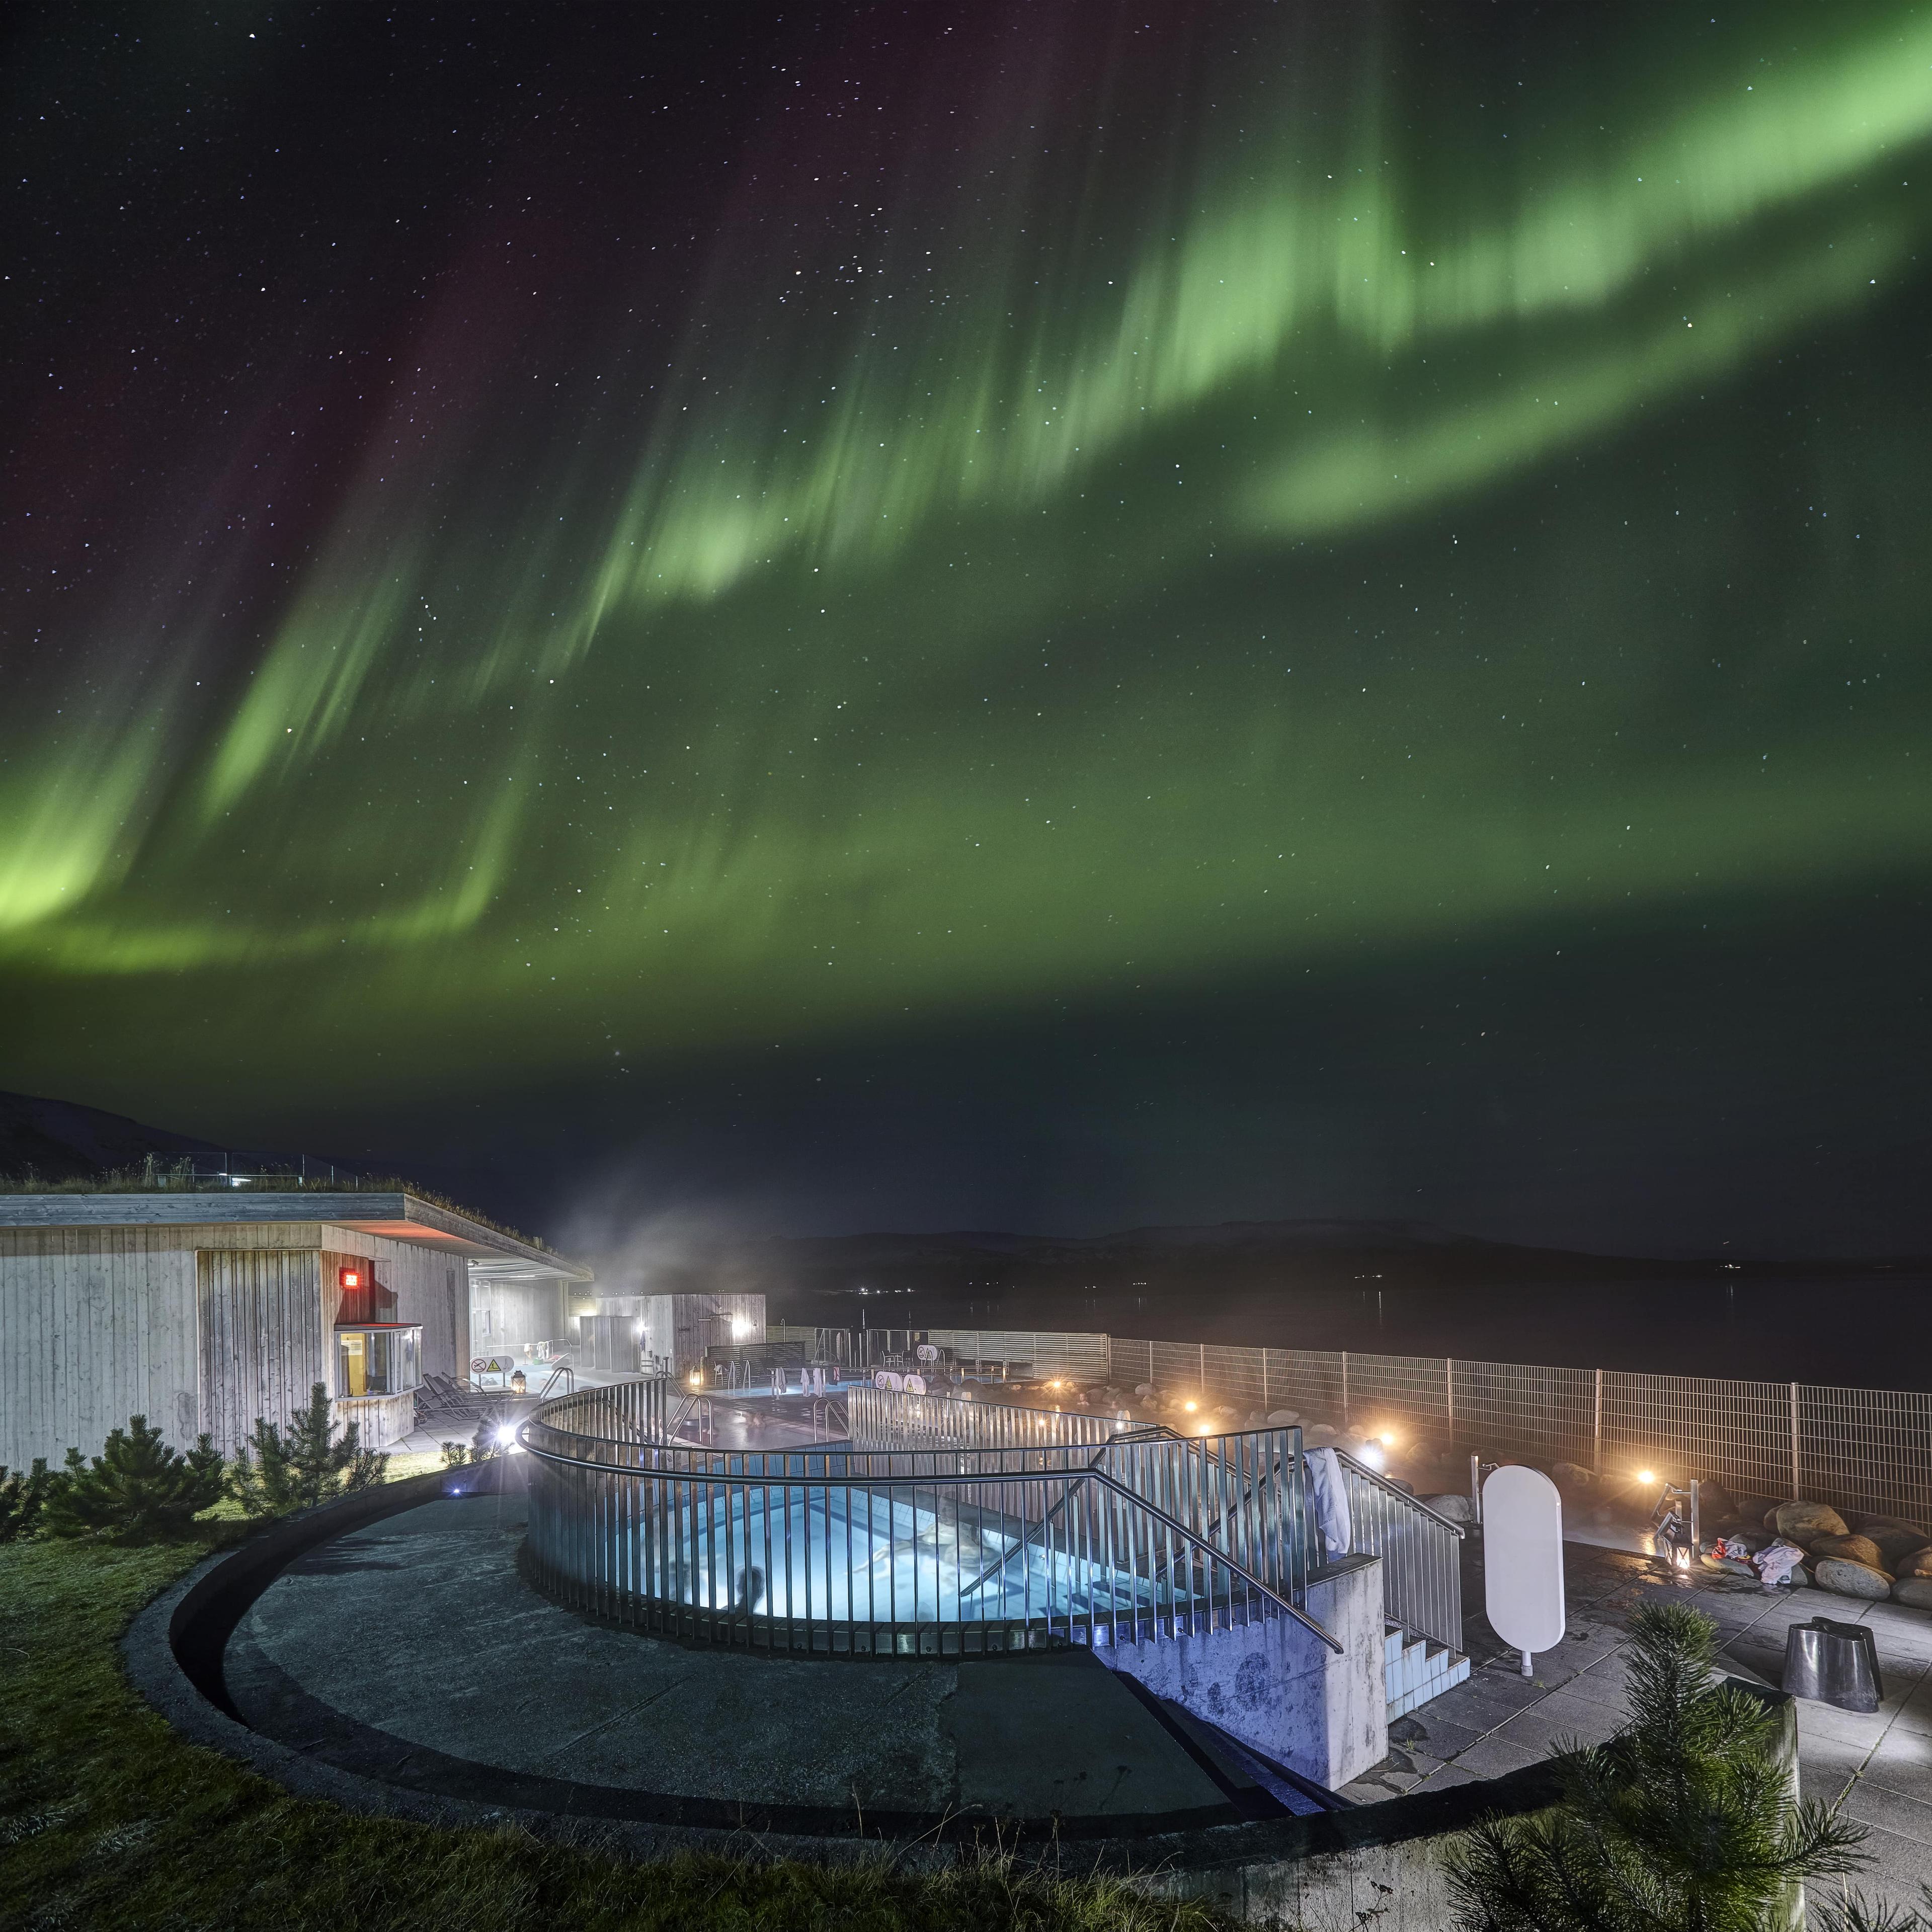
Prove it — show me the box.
[1378,1430,1398,1447]
[1183,1399,1198,1413]
[1638,1469,1656,1485]
[1357,1443,1387,1472]
[730,1316,753,1340]
[494,1424,517,1448]
[688,1371,702,1387]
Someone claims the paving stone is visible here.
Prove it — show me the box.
[1794,1699,1896,1751]
[1449,1735,1545,1780]
[1843,1777,1932,1849]
[1862,1729,1932,1807]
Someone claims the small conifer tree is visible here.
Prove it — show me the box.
[41,1418,226,1542]
[229,1382,388,1517]
[1447,1600,1868,1932]
[0,1458,56,1542]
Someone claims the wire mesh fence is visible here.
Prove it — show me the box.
[1099,1336,1932,1531]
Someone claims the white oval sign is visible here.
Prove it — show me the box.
[1483,1464,1566,1656]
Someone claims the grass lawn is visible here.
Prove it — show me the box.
[0,1526,1229,1932]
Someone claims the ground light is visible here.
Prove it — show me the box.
[1356,1443,1387,1472]
[1638,1469,1656,1484]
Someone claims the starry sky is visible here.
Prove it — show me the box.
[3,0,1929,1255]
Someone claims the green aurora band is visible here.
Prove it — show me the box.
[5,0,1930,1110]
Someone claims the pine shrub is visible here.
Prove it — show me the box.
[229,1382,388,1517]
[0,1458,56,1542]
[40,1418,226,1543]
[1447,1600,1868,1932]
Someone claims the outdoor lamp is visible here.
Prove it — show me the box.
[1638,1468,1656,1485]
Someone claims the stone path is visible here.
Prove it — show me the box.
[1339,1541,1932,1914]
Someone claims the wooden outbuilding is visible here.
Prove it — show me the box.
[0,1191,592,1465]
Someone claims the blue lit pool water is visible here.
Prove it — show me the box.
[625,1484,1190,1625]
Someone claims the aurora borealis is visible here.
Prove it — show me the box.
[4,1,1929,1250]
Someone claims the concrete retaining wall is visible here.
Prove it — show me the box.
[1104,1554,1386,1789]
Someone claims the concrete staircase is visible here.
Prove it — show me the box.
[1385,1622,1470,1718]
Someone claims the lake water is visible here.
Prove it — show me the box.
[824,1273,1932,1394]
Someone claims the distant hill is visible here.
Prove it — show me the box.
[0,1089,223,1180]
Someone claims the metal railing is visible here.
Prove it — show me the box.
[1332,1449,1464,1652]
[518,1379,1337,1657]
[1101,1336,1932,1534]
[848,1383,1464,1653]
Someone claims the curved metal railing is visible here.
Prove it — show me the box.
[517,1378,1337,1656]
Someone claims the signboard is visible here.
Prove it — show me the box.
[1483,1464,1566,1674]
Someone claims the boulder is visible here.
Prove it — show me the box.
[1866,1527,1927,1570]
[1811,1534,1887,1569]
[1696,1479,1742,1526]
[1552,1461,1595,1490]
[1896,1547,1932,1580]
[1814,1557,1893,1601]
[1305,1423,1340,1450]
[1721,1526,1772,1555]
[1264,1409,1300,1427]
[1134,1384,1154,1398]
[1423,1493,1476,1524]
[1775,1501,1850,1546]
[1892,1579,1932,1612]
[1764,1506,1784,1534]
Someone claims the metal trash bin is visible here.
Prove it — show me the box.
[1782,1618,1884,1713]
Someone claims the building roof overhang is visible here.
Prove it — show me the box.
[0,1192,593,1281]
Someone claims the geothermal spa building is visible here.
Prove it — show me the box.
[0,1191,594,1467]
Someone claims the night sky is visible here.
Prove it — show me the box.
[4,1,1928,1256]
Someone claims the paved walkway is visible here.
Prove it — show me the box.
[226,1488,1260,1835]
[1339,1541,1932,1913]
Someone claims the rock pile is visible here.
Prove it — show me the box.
[1743,1499,1932,1606]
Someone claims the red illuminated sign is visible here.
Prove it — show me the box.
[340,1267,362,1290]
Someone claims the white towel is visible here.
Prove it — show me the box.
[1309,1446,1353,1558]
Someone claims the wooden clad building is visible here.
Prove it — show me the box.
[0,1192,592,1466]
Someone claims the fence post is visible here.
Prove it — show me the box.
[1342,1351,1350,1426]
[1790,1383,1801,1500]
[1593,1368,1603,1474]
[1262,1350,1270,1413]
[1199,1342,1207,1394]
[1446,1357,1455,1447]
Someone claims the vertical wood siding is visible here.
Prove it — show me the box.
[2,1220,539,1465]
[196,1249,326,1454]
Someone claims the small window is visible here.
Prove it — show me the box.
[336,1324,422,1398]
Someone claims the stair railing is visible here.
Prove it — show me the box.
[1332,1448,1465,1653]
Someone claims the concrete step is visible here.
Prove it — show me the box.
[1383,1621,1471,1717]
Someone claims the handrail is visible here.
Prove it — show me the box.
[516,1414,1341,1653]
[535,1364,576,1401]
[944,1431,1340,1653]
[1334,1449,1467,1537]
